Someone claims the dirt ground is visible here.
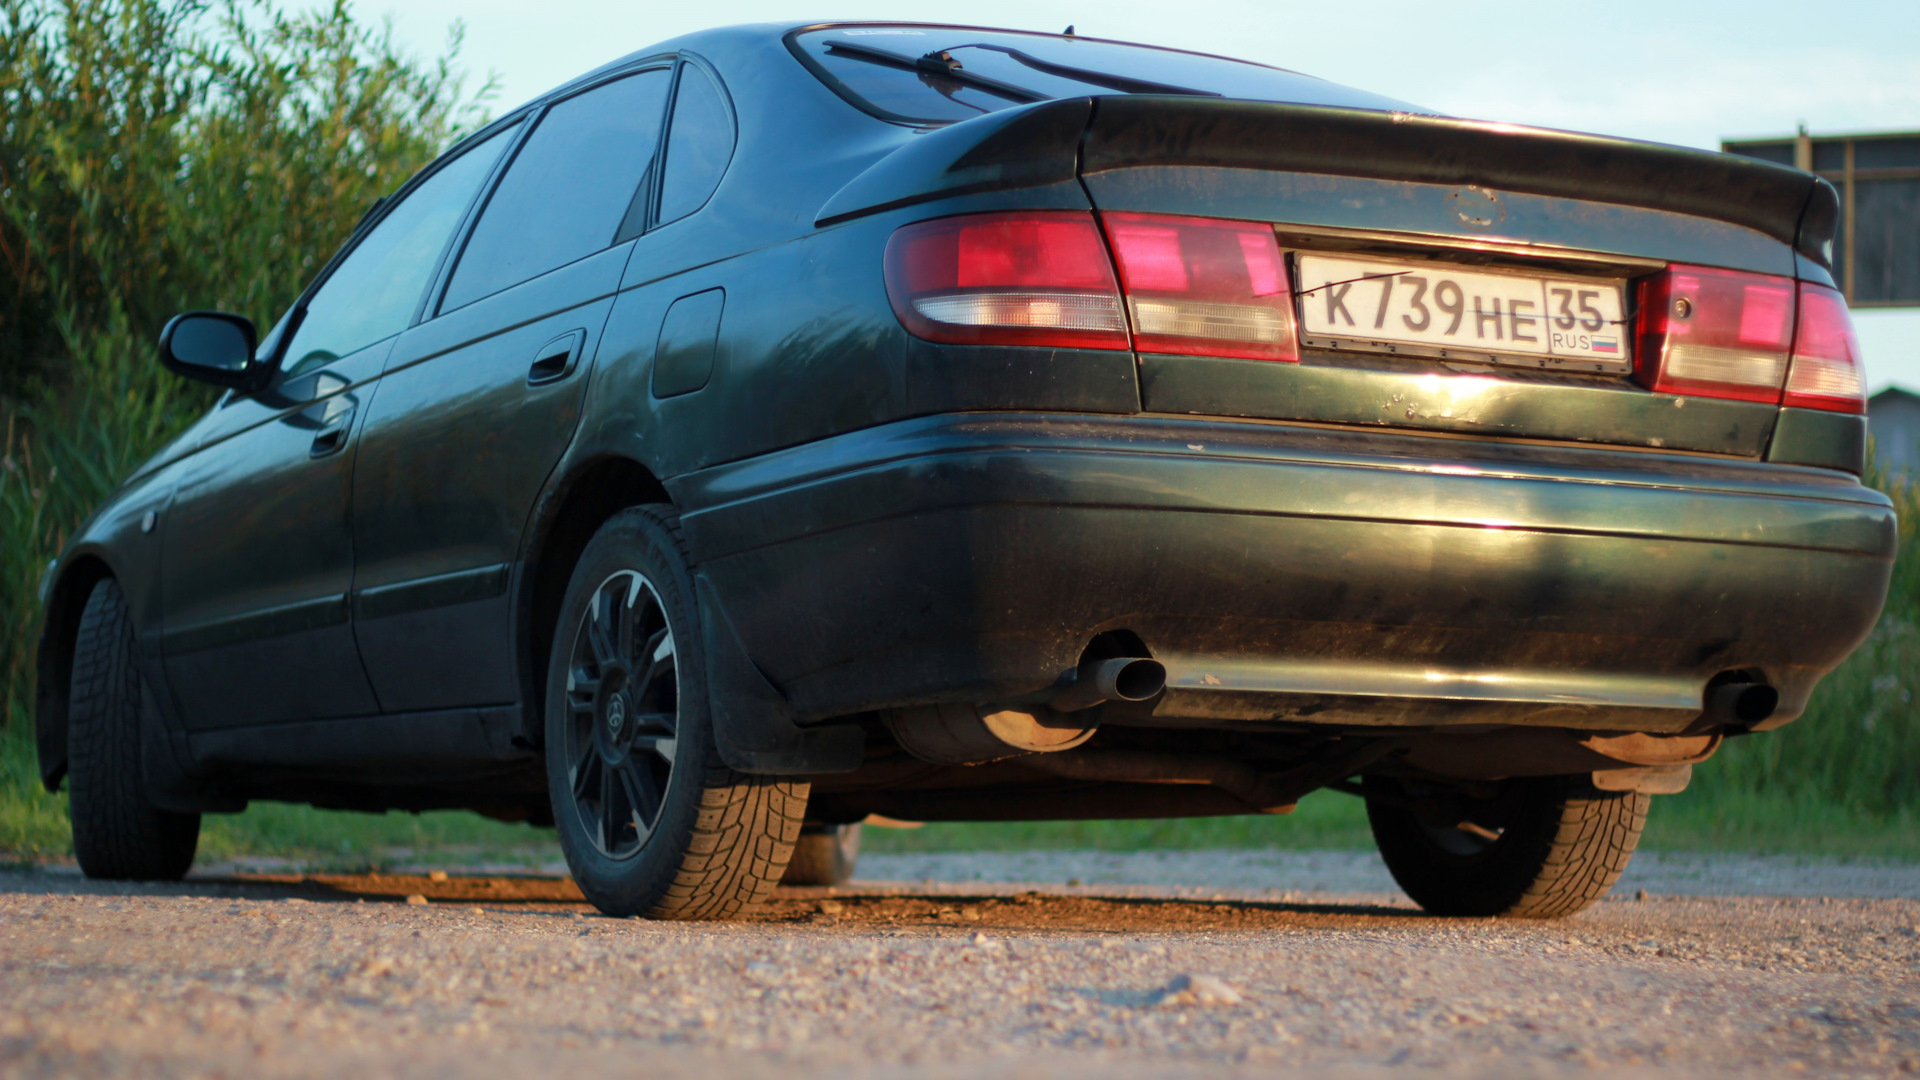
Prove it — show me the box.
[2,865,1917,1080]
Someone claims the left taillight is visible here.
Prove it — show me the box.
[883,209,1300,360]
[1635,265,1795,405]
[1634,265,1866,414]
[882,211,1130,350]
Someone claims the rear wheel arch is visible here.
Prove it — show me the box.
[34,554,116,791]
[518,455,673,748]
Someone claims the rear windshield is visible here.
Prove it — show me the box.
[788,25,1421,127]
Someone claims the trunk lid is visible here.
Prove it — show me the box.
[1079,97,1843,460]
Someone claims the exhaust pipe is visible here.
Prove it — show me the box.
[883,656,1168,767]
[1049,657,1167,714]
[1704,681,1779,729]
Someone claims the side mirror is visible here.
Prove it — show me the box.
[158,311,264,390]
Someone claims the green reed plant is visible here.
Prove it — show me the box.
[1,0,492,730]
[1643,466,1920,850]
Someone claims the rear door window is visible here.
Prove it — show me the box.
[279,126,514,376]
[441,68,671,312]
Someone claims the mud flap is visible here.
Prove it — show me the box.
[1593,763,1692,794]
[695,573,865,775]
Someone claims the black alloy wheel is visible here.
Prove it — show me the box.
[560,569,679,859]
[544,506,810,919]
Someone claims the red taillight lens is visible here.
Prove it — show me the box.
[1636,265,1795,404]
[882,212,1129,350]
[1784,283,1866,414]
[1102,212,1298,362]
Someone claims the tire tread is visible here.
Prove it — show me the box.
[1367,774,1647,919]
[1507,782,1649,918]
[68,578,199,881]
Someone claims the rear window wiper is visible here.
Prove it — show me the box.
[821,40,1048,105]
[941,43,1221,98]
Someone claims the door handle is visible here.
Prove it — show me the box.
[309,406,354,457]
[529,330,587,386]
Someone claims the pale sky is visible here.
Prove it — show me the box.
[362,0,1920,390]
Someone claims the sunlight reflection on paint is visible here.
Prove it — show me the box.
[1423,670,1516,684]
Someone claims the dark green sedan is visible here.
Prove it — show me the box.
[35,22,1889,919]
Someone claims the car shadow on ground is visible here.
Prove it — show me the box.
[0,867,1424,929]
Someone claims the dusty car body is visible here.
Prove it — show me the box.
[36,22,1891,917]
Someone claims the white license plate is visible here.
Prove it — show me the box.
[1294,255,1631,373]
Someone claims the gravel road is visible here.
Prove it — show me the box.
[3,855,1918,1080]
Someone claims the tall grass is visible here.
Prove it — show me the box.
[1,0,492,730]
[1645,468,1920,853]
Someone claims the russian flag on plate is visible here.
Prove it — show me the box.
[1591,337,1619,354]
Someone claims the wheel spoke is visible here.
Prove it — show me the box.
[570,739,598,800]
[643,627,671,665]
[629,710,675,735]
[632,733,677,769]
[599,760,624,851]
[587,608,618,671]
[568,666,600,697]
[637,655,674,699]
[614,761,658,832]
[615,585,637,666]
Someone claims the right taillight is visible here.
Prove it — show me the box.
[1636,265,1795,404]
[1636,265,1867,414]
[1783,283,1866,414]
[1102,212,1298,362]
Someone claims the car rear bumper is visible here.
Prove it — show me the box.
[674,413,1895,734]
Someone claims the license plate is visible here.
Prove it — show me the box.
[1294,255,1631,374]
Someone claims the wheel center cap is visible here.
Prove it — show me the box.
[606,696,627,738]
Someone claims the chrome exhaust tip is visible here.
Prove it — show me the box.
[1051,656,1167,714]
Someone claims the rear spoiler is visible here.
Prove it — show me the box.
[1083,97,1838,268]
[815,97,1838,269]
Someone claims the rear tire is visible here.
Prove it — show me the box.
[68,578,200,881]
[781,823,861,886]
[545,506,808,919]
[1365,774,1647,918]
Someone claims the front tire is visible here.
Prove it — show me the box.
[545,506,808,918]
[68,578,200,880]
[1365,774,1648,918]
